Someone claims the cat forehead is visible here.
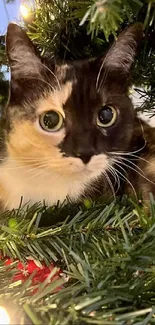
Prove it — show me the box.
[7,59,130,126]
[37,62,102,116]
[37,81,73,115]
[54,60,99,87]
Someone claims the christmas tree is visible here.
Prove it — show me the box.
[0,1,155,324]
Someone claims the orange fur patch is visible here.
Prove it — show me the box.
[7,120,64,169]
[37,81,73,116]
[0,82,109,210]
[6,83,73,167]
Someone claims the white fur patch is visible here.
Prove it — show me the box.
[0,154,109,210]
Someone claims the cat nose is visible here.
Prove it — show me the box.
[75,150,95,164]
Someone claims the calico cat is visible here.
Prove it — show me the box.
[0,22,154,210]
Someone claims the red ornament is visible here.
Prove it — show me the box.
[0,255,65,294]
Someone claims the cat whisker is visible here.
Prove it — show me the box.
[0,158,71,171]
[110,151,155,169]
[113,156,155,187]
[107,165,120,193]
[25,160,72,173]
[8,157,56,164]
[112,162,137,198]
[118,153,154,167]
[25,76,56,92]
[96,53,109,92]
[26,165,51,180]
[96,60,104,91]
[114,156,144,173]
[109,140,147,156]
[84,180,103,198]
[0,161,49,171]
[97,66,109,93]
[103,170,116,200]
[0,156,58,162]
[41,63,62,91]
[108,165,119,186]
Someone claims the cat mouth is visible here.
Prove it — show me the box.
[67,154,110,174]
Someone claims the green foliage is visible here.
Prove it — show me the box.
[28,1,108,59]
[24,0,155,114]
[1,197,155,324]
[0,69,9,106]
[71,0,143,40]
[1,1,155,110]
[28,0,154,57]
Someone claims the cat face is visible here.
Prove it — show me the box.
[3,24,143,195]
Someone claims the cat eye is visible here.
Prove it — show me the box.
[39,110,64,132]
[97,105,117,127]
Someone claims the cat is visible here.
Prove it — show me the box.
[0,22,154,211]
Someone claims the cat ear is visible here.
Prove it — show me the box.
[104,23,143,73]
[6,23,42,80]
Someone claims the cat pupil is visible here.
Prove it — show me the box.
[98,106,113,124]
[39,110,64,132]
[44,111,59,129]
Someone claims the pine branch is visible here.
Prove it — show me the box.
[22,0,155,116]
[75,0,142,40]
[1,197,155,323]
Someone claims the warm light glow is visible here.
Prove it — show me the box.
[20,4,30,18]
[0,306,10,325]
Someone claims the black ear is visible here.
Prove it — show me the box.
[104,23,143,73]
[6,23,42,80]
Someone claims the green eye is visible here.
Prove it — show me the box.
[39,110,64,132]
[97,105,117,127]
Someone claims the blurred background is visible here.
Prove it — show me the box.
[0,0,155,124]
